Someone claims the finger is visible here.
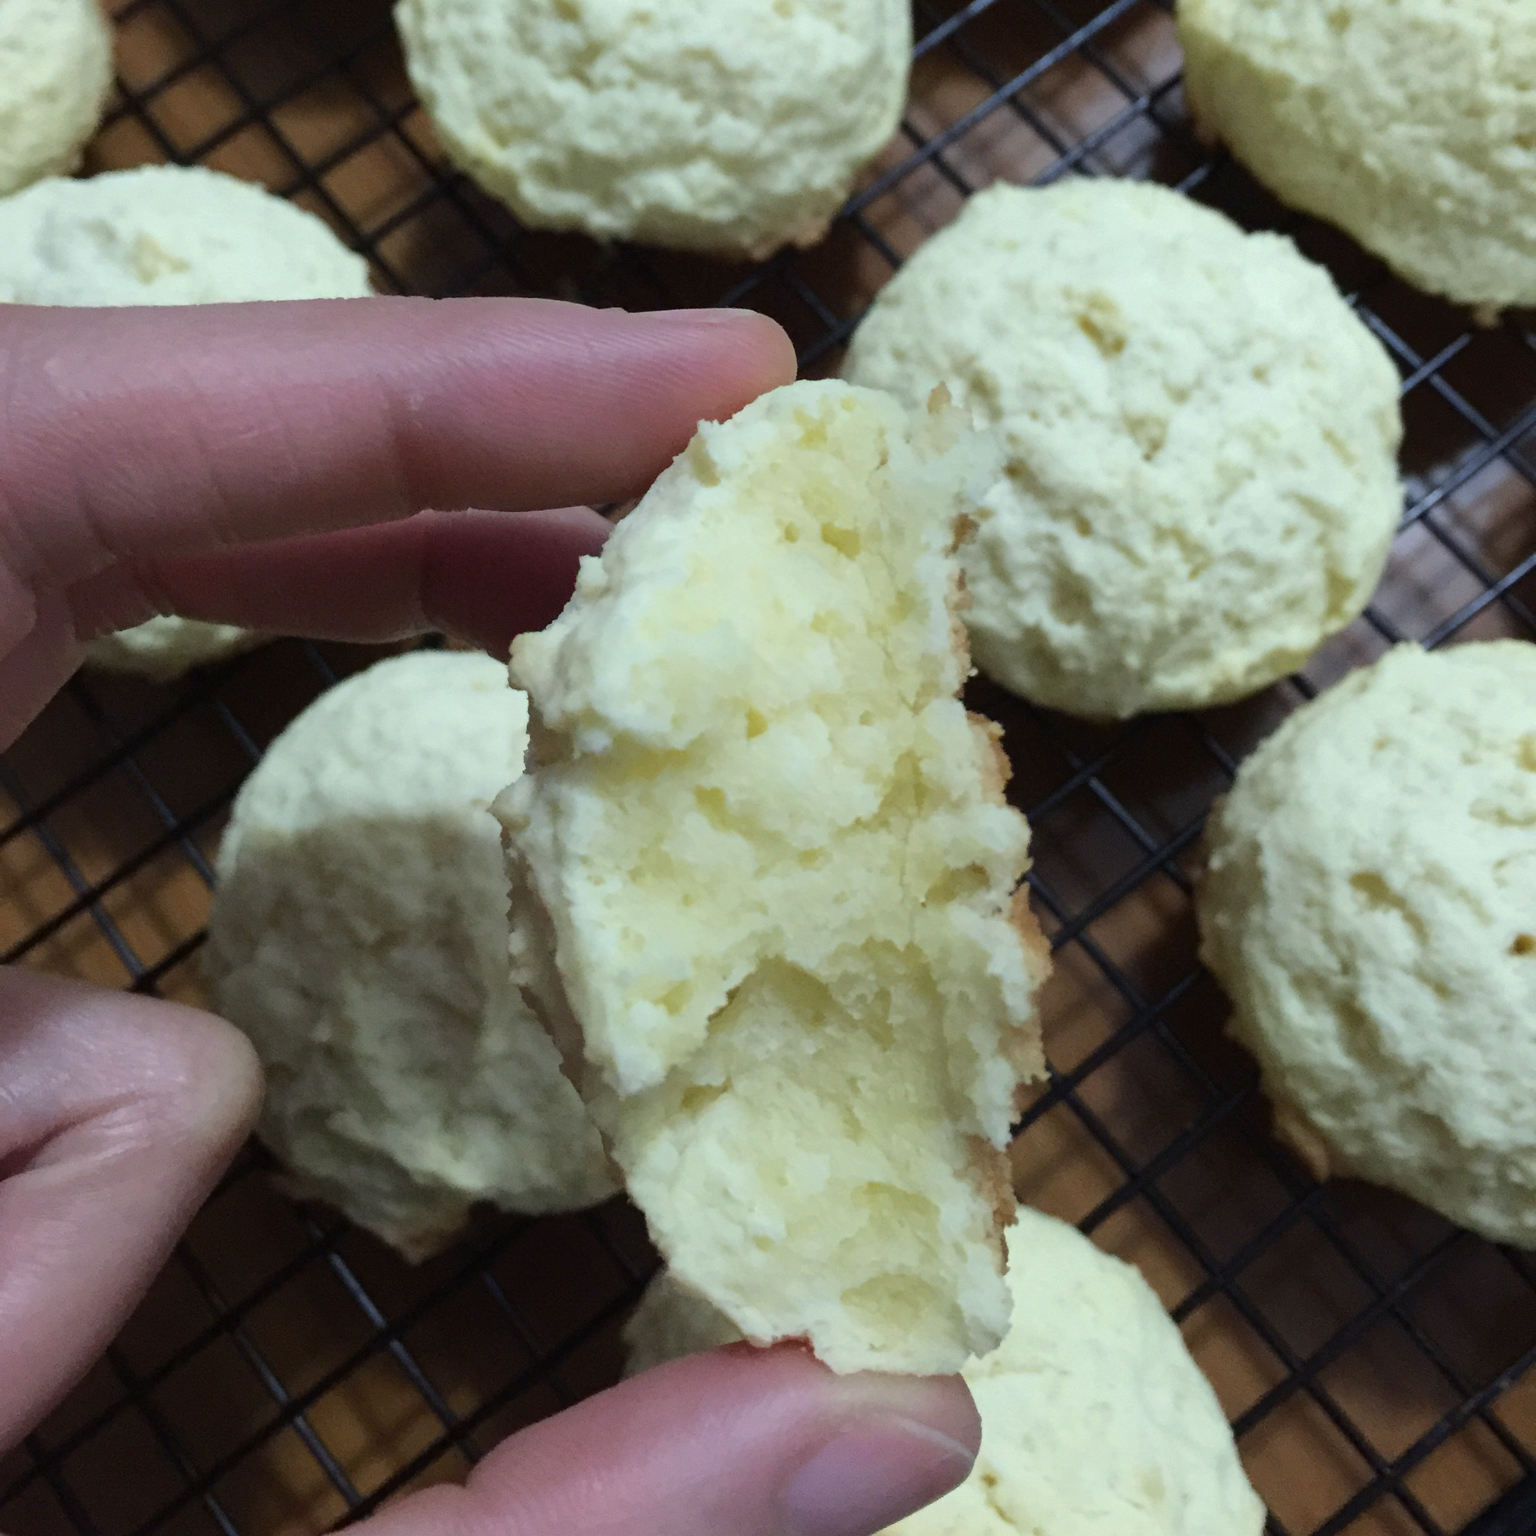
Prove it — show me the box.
[2,507,606,746]
[0,970,262,1450]
[67,506,612,659]
[0,587,78,749]
[0,299,795,598]
[358,1345,979,1536]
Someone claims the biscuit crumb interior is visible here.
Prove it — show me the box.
[499,380,1046,1373]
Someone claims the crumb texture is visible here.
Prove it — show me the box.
[1199,642,1536,1246]
[1179,0,1536,309]
[627,1209,1266,1535]
[206,651,614,1259]
[845,179,1402,720]
[395,0,909,256]
[0,0,113,197]
[499,379,1047,1372]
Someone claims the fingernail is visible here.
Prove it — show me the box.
[638,306,766,327]
[780,1414,976,1536]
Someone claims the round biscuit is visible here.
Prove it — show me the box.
[205,649,616,1259]
[1179,0,1536,312]
[0,0,113,197]
[844,179,1404,720]
[0,161,371,304]
[395,0,910,257]
[1198,641,1536,1246]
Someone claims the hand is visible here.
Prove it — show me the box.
[0,297,980,1535]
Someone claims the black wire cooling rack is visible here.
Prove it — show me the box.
[2,2,1535,1533]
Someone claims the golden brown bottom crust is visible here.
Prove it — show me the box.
[968,1132,1018,1282]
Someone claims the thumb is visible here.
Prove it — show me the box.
[358,1344,979,1536]
[0,967,262,1448]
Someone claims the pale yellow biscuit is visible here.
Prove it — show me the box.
[845,179,1403,720]
[0,163,371,304]
[82,618,261,681]
[206,650,615,1259]
[0,0,113,197]
[1199,641,1536,1246]
[497,380,1048,1373]
[1179,0,1536,311]
[626,1209,1266,1535]
[395,0,910,257]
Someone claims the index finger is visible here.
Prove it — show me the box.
[0,297,795,593]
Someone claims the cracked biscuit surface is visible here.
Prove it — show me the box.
[395,0,909,257]
[496,380,1048,1373]
[207,650,615,1259]
[1180,0,1536,312]
[1199,642,1536,1246]
[845,179,1403,720]
[626,1209,1266,1535]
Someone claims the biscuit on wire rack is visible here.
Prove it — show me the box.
[1179,0,1536,314]
[845,178,1403,721]
[496,379,1049,1373]
[0,0,113,197]
[395,0,910,258]
[206,649,615,1260]
[1199,641,1536,1246]
[626,1208,1266,1534]
[79,618,261,681]
[0,162,371,303]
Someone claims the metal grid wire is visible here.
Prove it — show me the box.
[1,1,1535,1532]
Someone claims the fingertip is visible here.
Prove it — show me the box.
[536,502,615,547]
[624,306,798,418]
[453,1342,977,1536]
[0,972,266,1449]
[186,1012,265,1152]
[420,505,611,656]
[708,308,799,398]
[825,1366,981,1463]
[678,1349,981,1536]
[759,1356,978,1536]
[116,996,265,1157]
[696,1343,980,1461]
